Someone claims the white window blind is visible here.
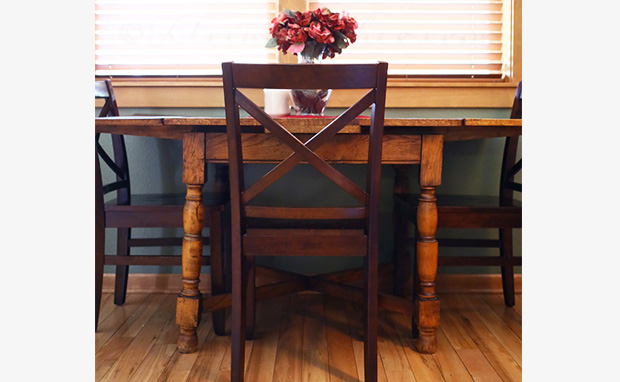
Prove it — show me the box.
[95,0,278,76]
[309,0,509,77]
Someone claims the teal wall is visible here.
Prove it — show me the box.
[99,107,521,276]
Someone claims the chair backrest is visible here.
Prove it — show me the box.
[500,82,522,204]
[221,62,388,232]
[95,79,130,204]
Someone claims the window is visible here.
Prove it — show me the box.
[95,0,278,76]
[310,0,511,78]
[96,0,515,79]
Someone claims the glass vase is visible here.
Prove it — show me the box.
[289,49,332,116]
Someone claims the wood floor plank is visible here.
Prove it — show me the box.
[184,311,231,382]
[95,335,135,381]
[325,297,361,382]
[443,294,522,382]
[390,311,446,382]
[95,293,150,353]
[460,294,522,367]
[98,293,115,323]
[439,298,503,382]
[244,297,284,382]
[128,343,178,382]
[96,294,168,380]
[478,294,522,340]
[273,295,304,382]
[156,312,214,382]
[300,293,330,382]
[513,295,522,316]
[433,328,474,382]
[377,310,416,382]
[128,295,188,382]
[100,294,176,382]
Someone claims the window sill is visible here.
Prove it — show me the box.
[96,76,520,109]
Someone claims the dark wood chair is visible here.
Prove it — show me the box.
[222,62,388,382]
[394,82,522,307]
[95,79,229,331]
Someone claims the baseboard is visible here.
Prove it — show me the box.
[102,273,211,294]
[102,272,521,295]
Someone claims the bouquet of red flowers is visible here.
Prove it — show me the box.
[266,7,358,62]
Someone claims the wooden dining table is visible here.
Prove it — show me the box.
[95,116,521,354]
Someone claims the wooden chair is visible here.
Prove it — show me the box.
[222,62,388,382]
[394,82,522,307]
[95,79,229,331]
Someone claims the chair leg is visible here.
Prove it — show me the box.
[411,229,420,338]
[246,256,256,340]
[393,202,411,297]
[95,149,104,330]
[95,205,105,331]
[114,228,131,306]
[209,209,226,336]
[231,240,247,382]
[364,245,378,382]
[224,205,233,294]
[499,228,516,307]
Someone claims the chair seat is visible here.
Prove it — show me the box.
[394,193,521,229]
[104,192,228,228]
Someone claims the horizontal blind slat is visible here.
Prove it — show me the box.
[310,0,505,77]
[95,0,277,76]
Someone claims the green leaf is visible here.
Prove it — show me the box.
[283,8,296,18]
[333,31,349,50]
[265,37,278,48]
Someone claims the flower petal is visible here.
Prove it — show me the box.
[288,42,305,54]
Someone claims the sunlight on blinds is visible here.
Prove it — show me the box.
[309,0,507,77]
[95,0,278,76]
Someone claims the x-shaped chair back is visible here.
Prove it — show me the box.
[222,62,389,229]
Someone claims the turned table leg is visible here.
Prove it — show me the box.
[177,133,206,353]
[414,135,443,353]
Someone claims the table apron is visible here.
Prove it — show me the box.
[204,133,423,164]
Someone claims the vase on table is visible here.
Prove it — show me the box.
[289,45,332,116]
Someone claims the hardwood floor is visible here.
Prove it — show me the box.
[96,292,522,381]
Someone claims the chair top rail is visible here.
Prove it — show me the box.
[225,62,386,89]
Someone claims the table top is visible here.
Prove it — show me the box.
[95,116,521,142]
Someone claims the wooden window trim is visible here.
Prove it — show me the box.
[95,76,519,108]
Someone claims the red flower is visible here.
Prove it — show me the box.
[342,13,358,43]
[295,10,313,27]
[286,23,307,43]
[326,13,345,31]
[312,7,331,21]
[273,27,291,53]
[306,21,334,44]
[269,11,288,36]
